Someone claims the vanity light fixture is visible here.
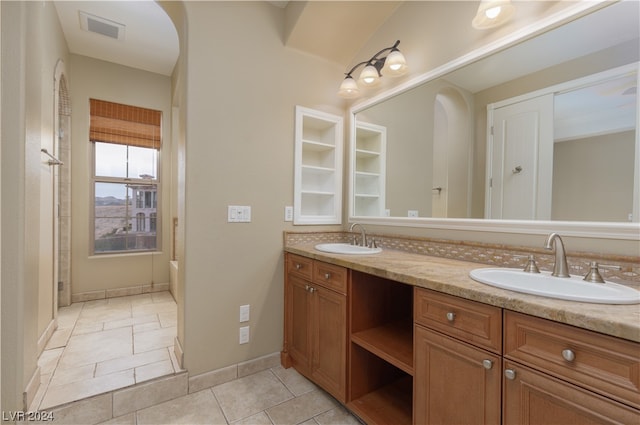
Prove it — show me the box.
[472,0,515,30]
[338,40,407,99]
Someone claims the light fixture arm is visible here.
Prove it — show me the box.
[344,40,401,78]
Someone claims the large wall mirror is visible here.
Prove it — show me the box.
[349,0,639,239]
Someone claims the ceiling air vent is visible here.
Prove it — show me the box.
[79,11,125,41]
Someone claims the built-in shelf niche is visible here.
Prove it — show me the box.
[294,106,343,224]
[348,271,413,425]
[354,122,386,217]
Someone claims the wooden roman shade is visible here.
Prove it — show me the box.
[90,99,162,149]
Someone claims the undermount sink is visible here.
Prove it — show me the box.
[315,243,382,255]
[469,268,640,304]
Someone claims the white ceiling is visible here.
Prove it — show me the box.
[54,0,180,76]
[444,0,640,93]
[52,0,399,77]
[52,0,638,106]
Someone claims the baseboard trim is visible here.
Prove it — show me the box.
[37,318,58,356]
[187,352,280,394]
[71,282,170,303]
[23,366,41,411]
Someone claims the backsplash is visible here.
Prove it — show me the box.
[284,231,640,287]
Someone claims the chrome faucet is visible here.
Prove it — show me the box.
[349,222,367,247]
[544,232,570,278]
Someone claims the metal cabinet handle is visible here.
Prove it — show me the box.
[295,264,302,270]
[309,287,316,293]
[324,273,331,280]
[482,359,493,370]
[446,312,456,322]
[562,349,575,362]
[305,284,310,291]
[504,369,516,380]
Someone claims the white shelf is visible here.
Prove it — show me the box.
[355,148,381,158]
[353,122,386,217]
[294,106,343,225]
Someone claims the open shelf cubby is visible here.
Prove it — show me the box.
[348,271,414,424]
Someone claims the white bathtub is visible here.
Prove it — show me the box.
[169,260,178,299]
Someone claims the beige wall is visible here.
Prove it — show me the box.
[69,55,173,295]
[175,1,344,375]
[552,131,635,222]
[1,0,69,411]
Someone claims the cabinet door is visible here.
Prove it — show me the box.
[287,275,312,375]
[414,325,501,425]
[503,361,639,425]
[311,286,347,401]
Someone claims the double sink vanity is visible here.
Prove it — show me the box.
[281,231,640,424]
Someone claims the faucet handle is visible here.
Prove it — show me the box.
[583,261,621,283]
[514,255,540,273]
[368,238,378,249]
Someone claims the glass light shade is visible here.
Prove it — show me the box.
[485,6,501,19]
[384,50,408,76]
[472,0,515,29]
[338,76,360,98]
[359,65,380,85]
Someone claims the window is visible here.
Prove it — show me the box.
[150,213,157,232]
[91,99,162,254]
[136,213,146,231]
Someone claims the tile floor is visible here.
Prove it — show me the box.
[32,291,180,411]
[31,291,361,424]
[95,366,361,425]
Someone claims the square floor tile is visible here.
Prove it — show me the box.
[132,301,176,318]
[265,389,337,425]
[45,328,72,350]
[272,365,317,396]
[136,389,226,425]
[213,370,293,423]
[96,413,136,425]
[314,406,362,425]
[95,347,169,377]
[38,347,64,375]
[133,326,176,354]
[41,369,134,409]
[58,327,133,368]
[49,363,95,387]
[135,359,174,383]
[232,411,273,425]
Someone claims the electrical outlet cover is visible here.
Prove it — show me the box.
[239,326,250,344]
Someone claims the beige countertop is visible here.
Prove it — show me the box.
[285,244,640,343]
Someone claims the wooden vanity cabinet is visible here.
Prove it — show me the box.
[414,288,503,425]
[283,252,640,425]
[283,254,348,402]
[502,310,640,424]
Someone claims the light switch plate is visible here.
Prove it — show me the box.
[284,206,293,222]
[228,205,252,222]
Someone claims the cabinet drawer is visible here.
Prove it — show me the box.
[414,288,502,354]
[313,261,348,294]
[287,254,313,280]
[504,310,640,409]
